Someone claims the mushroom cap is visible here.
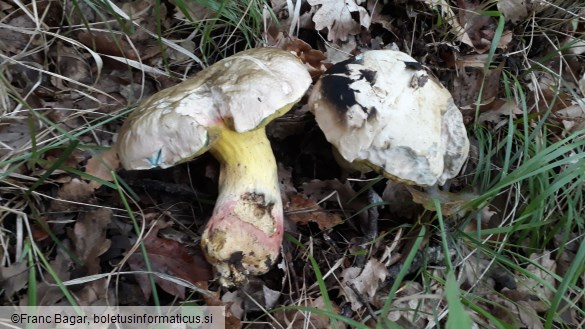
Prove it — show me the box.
[117,48,312,170]
[308,50,469,186]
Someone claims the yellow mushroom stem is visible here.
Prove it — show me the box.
[201,127,284,286]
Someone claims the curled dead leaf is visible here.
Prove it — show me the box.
[78,32,138,60]
[85,148,120,189]
[128,222,213,299]
[273,296,345,329]
[0,262,28,298]
[67,208,112,275]
[308,0,370,42]
[405,186,477,216]
[281,36,328,80]
[50,178,96,212]
[340,259,387,312]
[286,193,343,230]
[515,252,557,313]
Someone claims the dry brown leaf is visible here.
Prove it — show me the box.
[376,281,435,327]
[51,178,96,212]
[456,0,498,53]
[367,0,393,33]
[405,186,477,216]
[85,148,120,189]
[498,30,514,50]
[423,0,511,53]
[497,0,549,24]
[31,221,50,242]
[280,36,328,79]
[78,32,138,60]
[268,0,316,37]
[478,99,523,127]
[308,0,371,42]
[492,252,559,327]
[43,146,86,169]
[516,252,556,313]
[221,291,244,319]
[170,0,215,21]
[0,117,32,157]
[497,0,529,24]
[54,43,93,84]
[301,179,356,204]
[453,62,505,109]
[203,288,242,329]
[74,278,111,306]
[555,103,585,134]
[382,180,420,219]
[0,5,49,54]
[33,250,71,305]
[242,277,281,311]
[286,193,343,230]
[0,262,28,298]
[516,300,544,329]
[340,258,387,311]
[459,244,493,289]
[324,36,358,64]
[67,208,112,275]
[273,296,345,329]
[128,223,213,299]
[121,0,152,19]
[493,293,544,329]
[277,163,296,203]
[301,178,368,221]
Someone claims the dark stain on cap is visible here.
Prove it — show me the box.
[403,61,424,71]
[320,74,358,115]
[325,56,362,75]
[359,69,377,86]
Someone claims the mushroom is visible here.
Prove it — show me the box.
[308,50,469,186]
[116,48,312,286]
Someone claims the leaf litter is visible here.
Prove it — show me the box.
[0,0,583,328]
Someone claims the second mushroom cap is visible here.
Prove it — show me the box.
[308,50,469,186]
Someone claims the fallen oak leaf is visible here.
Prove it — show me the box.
[85,148,120,189]
[422,0,512,53]
[308,0,371,42]
[273,296,346,329]
[203,287,242,329]
[301,178,369,221]
[285,193,343,230]
[128,223,213,299]
[280,36,328,80]
[32,250,71,305]
[78,31,138,60]
[340,258,387,312]
[50,178,96,212]
[67,208,112,275]
[405,185,477,216]
[0,262,28,298]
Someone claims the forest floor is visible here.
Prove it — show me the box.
[0,0,584,328]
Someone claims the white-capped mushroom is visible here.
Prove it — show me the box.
[116,48,312,286]
[308,50,469,186]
